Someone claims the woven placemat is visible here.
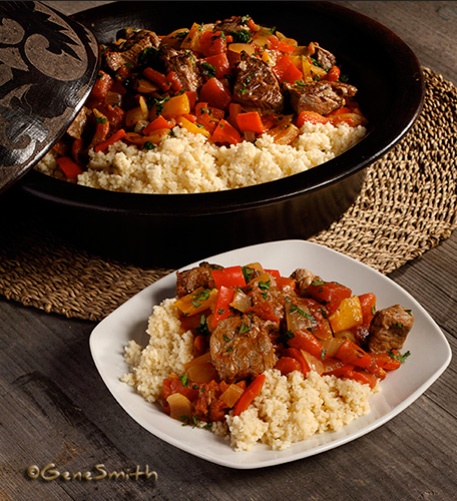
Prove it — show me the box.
[1,67,456,322]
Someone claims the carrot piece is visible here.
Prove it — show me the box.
[236,111,265,134]
[90,70,113,99]
[210,119,242,145]
[233,374,266,416]
[94,128,127,152]
[287,329,325,360]
[296,111,328,127]
[143,67,171,91]
[56,156,83,179]
[336,339,372,369]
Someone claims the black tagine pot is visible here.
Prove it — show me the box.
[16,1,424,267]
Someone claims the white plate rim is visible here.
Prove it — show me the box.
[89,239,452,469]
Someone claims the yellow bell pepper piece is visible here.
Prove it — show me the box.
[174,287,218,316]
[162,93,191,118]
[328,296,363,333]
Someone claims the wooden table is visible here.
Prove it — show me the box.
[1,2,456,499]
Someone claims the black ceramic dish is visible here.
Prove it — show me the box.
[17,1,424,267]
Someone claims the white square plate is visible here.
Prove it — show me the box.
[89,240,452,469]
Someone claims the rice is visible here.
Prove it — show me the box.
[121,296,377,451]
[37,122,366,194]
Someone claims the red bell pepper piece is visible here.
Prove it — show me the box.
[211,266,246,289]
[210,286,235,329]
[287,328,326,360]
[142,115,174,136]
[94,128,127,153]
[233,374,266,416]
[56,156,83,180]
[306,280,352,315]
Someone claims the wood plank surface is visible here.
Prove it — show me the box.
[1,2,456,500]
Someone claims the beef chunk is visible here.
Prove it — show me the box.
[312,42,337,70]
[290,268,316,296]
[160,46,203,92]
[213,16,251,41]
[210,314,277,382]
[233,53,284,112]
[368,305,414,353]
[175,262,218,297]
[104,29,161,72]
[286,80,358,116]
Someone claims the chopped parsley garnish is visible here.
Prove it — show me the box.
[239,322,251,334]
[389,350,411,363]
[200,61,216,78]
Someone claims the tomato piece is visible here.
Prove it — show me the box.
[199,30,227,57]
[336,339,372,369]
[274,356,302,376]
[233,374,266,416]
[202,52,230,79]
[306,280,352,315]
[273,55,303,84]
[276,276,296,291]
[200,78,232,109]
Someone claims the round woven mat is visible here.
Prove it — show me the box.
[1,67,456,322]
